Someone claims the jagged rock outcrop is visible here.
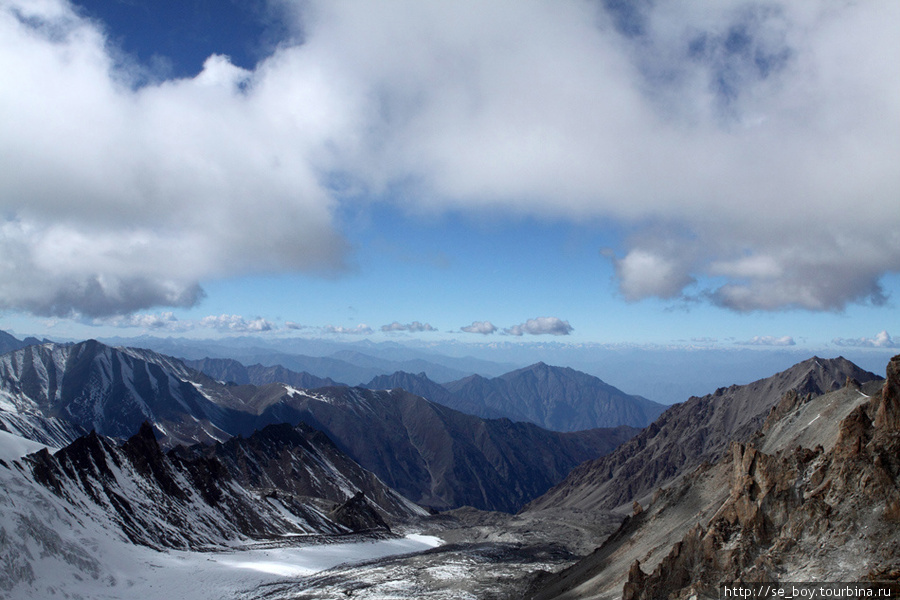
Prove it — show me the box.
[328,491,391,533]
[179,421,425,523]
[526,357,881,514]
[23,423,346,550]
[534,356,900,600]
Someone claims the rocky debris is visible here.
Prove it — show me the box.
[874,355,900,432]
[612,355,900,600]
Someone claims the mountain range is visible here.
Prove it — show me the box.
[0,336,637,512]
[194,355,665,432]
[526,356,881,515]
[527,358,900,599]
[2,328,898,598]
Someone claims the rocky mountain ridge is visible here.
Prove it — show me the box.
[526,356,881,515]
[184,357,343,390]
[0,338,638,513]
[443,362,666,431]
[246,385,639,512]
[529,357,900,599]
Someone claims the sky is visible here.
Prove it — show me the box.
[0,0,898,355]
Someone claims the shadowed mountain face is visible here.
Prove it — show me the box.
[529,357,900,600]
[370,362,665,432]
[22,424,350,550]
[0,340,235,447]
[184,357,344,389]
[178,421,424,523]
[249,386,639,513]
[446,362,666,431]
[0,340,639,513]
[526,356,882,515]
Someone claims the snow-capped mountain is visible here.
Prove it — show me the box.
[177,421,426,523]
[0,423,423,599]
[0,340,234,446]
[0,338,639,513]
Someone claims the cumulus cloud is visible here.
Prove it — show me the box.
[381,321,436,333]
[832,330,896,349]
[0,1,348,318]
[200,314,274,332]
[322,324,373,335]
[736,335,796,347]
[94,312,276,333]
[1,0,898,317]
[504,317,573,337]
[461,321,498,335]
[96,311,185,330]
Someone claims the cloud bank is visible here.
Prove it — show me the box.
[832,330,896,349]
[736,335,796,347]
[2,0,898,316]
[381,321,436,333]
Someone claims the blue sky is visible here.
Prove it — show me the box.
[0,0,898,356]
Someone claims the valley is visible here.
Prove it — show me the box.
[0,330,898,599]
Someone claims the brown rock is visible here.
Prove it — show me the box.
[874,355,900,432]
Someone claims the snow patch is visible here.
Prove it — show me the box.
[0,428,58,461]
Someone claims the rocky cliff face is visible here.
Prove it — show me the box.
[180,421,425,524]
[17,423,348,551]
[526,357,881,515]
[530,356,900,600]
[0,341,235,446]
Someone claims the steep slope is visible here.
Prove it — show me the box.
[1,339,641,514]
[530,357,900,600]
[0,423,400,597]
[365,370,506,418]
[445,362,665,431]
[247,385,639,513]
[0,340,236,446]
[527,356,880,514]
[180,421,425,524]
[185,357,344,389]
[0,329,46,354]
[1,424,348,556]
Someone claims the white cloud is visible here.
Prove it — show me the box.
[200,314,274,332]
[1,0,898,317]
[832,330,896,349]
[736,335,796,347]
[0,1,348,318]
[613,247,696,301]
[381,321,436,333]
[461,321,497,335]
[321,324,373,335]
[504,317,573,337]
[95,311,184,330]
